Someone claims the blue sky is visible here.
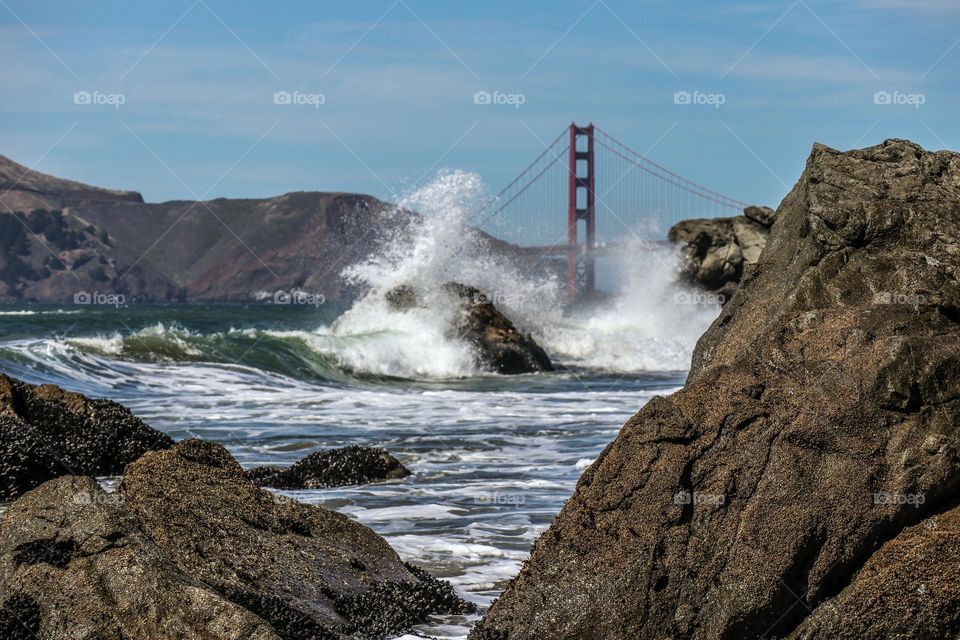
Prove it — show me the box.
[2,0,958,213]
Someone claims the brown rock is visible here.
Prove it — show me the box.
[471,139,960,639]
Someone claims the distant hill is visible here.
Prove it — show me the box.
[0,155,538,303]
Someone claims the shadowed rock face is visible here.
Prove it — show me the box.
[247,445,411,490]
[120,440,473,638]
[471,139,960,639]
[0,476,282,640]
[668,205,775,302]
[0,373,173,501]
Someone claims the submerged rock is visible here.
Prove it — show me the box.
[668,205,775,302]
[0,373,173,501]
[472,140,960,639]
[120,439,473,638]
[247,445,411,490]
[384,282,554,375]
[0,475,281,639]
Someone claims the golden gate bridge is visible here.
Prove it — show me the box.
[472,123,750,302]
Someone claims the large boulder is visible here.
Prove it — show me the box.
[668,205,775,302]
[471,139,960,639]
[247,445,411,490]
[0,475,281,639]
[120,439,472,638]
[789,504,960,639]
[385,282,554,375]
[0,373,173,501]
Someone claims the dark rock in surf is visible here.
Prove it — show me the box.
[384,282,553,375]
[247,445,411,490]
[0,475,281,639]
[667,205,775,302]
[441,282,553,375]
[471,140,960,639]
[0,373,173,501]
[120,439,473,638]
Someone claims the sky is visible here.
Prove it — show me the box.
[2,0,958,215]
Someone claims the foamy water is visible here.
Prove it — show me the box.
[0,171,721,638]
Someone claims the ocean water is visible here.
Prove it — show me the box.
[0,172,721,638]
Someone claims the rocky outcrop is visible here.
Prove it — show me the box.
[471,139,960,639]
[0,475,281,639]
[789,504,960,639]
[0,373,173,501]
[120,439,472,638]
[668,205,775,301]
[385,282,553,375]
[247,445,411,490]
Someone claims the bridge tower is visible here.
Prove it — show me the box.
[567,122,596,302]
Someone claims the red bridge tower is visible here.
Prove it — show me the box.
[567,123,596,302]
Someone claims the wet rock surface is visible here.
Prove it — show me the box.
[247,445,411,490]
[0,475,281,639]
[0,373,173,501]
[120,439,473,638]
[385,282,553,374]
[472,139,960,639]
[668,205,775,301]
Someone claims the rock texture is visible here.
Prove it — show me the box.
[668,205,775,301]
[0,373,173,501]
[471,139,960,639]
[0,475,281,639]
[789,504,960,639]
[121,439,472,638]
[248,445,411,490]
[385,282,553,375]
